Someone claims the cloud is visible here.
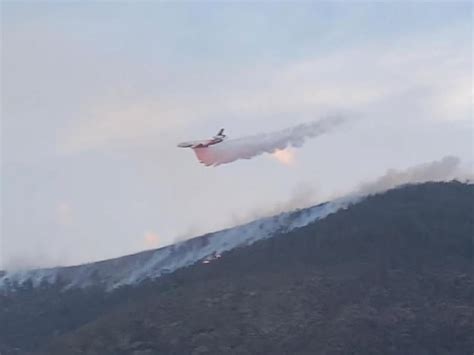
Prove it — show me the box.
[58,25,470,155]
[59,99,189,154]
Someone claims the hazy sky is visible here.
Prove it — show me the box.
[1,1,472,269]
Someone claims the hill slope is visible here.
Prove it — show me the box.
[1,182,473,355]
[0,197,351,292]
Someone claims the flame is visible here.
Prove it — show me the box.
[272,149,295,165]
[144,231,160,248]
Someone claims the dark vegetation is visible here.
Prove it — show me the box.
[1,182,473,354]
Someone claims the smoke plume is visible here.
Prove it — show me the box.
[193,116,345,166]
[355,156,472,196]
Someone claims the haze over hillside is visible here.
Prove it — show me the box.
[2,2,473,355]
[3,1,472,271]
[1,182,472,355]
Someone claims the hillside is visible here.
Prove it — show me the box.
[0,198,351,292]
[1,182,473,355]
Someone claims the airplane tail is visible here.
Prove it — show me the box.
[217,128,225,137]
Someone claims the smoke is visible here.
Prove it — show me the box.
[193,116,345,166]
[355,155,472,197]
[231,156,472,229]
[228,183,320,227]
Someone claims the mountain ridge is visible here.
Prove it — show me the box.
[0,196,356,293]
[1,181,472,355]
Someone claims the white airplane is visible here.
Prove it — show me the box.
[177,129,226,148]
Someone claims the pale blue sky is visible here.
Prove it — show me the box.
[1,1,472,269]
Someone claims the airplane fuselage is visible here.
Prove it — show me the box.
[178,129,226,149]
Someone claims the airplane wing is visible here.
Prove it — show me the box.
[178,136,226,148]
[177,139,213,148]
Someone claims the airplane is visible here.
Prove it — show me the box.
[177,129,226,148]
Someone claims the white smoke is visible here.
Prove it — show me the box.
[355,156,473,196]
[192,116,345,166]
